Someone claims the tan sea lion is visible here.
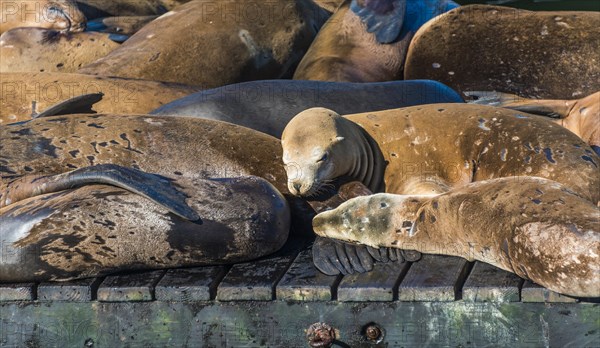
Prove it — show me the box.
[466,91,600,150]
[404,5,600,99]
[281,104,600,204]
[78,0,329,87]
[1,169,290,282]
[0,72,199,124]
[0,28,120,73]
[313,176,600,298]
[312,0,345,13]
[293,0,458,82]
[0,0,86,34]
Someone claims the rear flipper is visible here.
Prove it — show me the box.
[34,93,104,118]
[351,0,406,44]
[464,91,571,119]
[0,164,199,221]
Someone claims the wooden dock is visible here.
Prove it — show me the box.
[1,238,598,347]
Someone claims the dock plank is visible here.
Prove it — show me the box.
[338,261,411,302]
[276,246,341,301]
[398,255,471,302]
[521,281,578,303]
[216,239,306,301]
[38,278,102,302]
[0,283,35,302]
[462,262,522,302]
[155,266,228,302]
[97,270,165,302]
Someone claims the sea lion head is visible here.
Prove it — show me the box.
[44,1,86,32]
[281,107,354,197]
[312,193,423,248]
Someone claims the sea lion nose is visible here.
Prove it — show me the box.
[293,183,302,193]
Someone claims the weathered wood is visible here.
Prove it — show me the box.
[216,239,306,301]
[0,283,35,302]
[97,270,165,302]
[462,262,522,302]
[276,247,341,301]
[521,281,578,303]
[337,261,411,302]
[38,278,102,302]
[155,266,228,302]
[398,255,471,302]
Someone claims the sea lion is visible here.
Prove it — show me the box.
[313,176,600,298]
[0,28,120,73]
[293,0,458,82]
[281,104,600,204]
[150,79,464,138]
[467,91,600,150]
[1,167,290,282]
[404,5,600,99]
[0,72,199,124]
[78,0,329,87]
[75,0,191,19]
[0,0,86,34]
[313,0,345,13]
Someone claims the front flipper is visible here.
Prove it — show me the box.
[465,91,570,119]
[313,236,375,275]
[34,93,104,119]
[1,164,199,221]
[351,0,406,44]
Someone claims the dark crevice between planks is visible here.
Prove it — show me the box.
[454,261,475,301]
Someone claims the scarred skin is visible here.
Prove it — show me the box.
[469,91,600,148]
[0,72,200,124]
[281,104,600,204]
[0,0,86,34]
[404,5,600,99]
[313,177,600,298]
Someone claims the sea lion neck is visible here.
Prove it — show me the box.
[343,118,385,193]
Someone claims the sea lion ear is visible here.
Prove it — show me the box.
[351,0,406,44]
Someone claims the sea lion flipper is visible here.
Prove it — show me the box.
[2,164,199,221]
[312,237,344,275]
[34,93,104,118]
[465,91,567,118]
[351,0,406,44]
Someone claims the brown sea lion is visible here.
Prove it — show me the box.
[0,0,86,34]
[75,0,191,19]
[313,0,345,13]
[466,91,600,150]
[293,0,458,82]
[313,176,600,298]
[0,28,120,73]
[404,5,600,99]
[281,104,599,204]
[78,0,329,87]
[0,168,290,282]
[0,72,199,124]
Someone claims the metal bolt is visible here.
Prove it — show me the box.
[306,322,335,348]
[365,325,382,341]
[84,338,94,347]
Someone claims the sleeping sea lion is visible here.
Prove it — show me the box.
[150,79,464,137]
[0,0,86,34]
[0,72,199,124]
[404,5,600,99]
[78,0,329,87]
[281,104,599,203]
[1,168,290,282]
[466,91,600,150]
[0,28,120,73]
[313,176,600,298]
[75,0,191,19]
[293,0,458,82]
[86,15,158,36]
